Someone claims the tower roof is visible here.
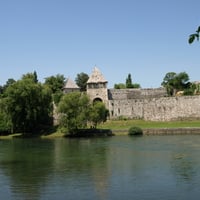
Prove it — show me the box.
[87,67,107,83]
[63,78,79,89]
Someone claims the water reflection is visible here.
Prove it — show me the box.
[170,136,200,185]
[1,136,200,200]
[0,139,55,200]
[52,138,110,200]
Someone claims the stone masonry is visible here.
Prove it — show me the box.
[86,67,200,121]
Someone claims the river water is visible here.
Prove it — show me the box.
[0,136,200,200]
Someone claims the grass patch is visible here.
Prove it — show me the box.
[41,131,65,138]
[0,133,21,139]
[98,119,200,130]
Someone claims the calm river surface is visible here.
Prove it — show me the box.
[1,135,200,200]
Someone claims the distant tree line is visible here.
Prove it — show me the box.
[113,71,198,97]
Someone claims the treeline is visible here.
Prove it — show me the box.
[114,71,200,97]
[0,71,108,136]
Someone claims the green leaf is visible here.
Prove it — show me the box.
[188,34,195,44]
[196,26,200,33]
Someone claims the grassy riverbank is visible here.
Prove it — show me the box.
[99,119,200,129]
[98,119,200,135]
[1,119,200,139]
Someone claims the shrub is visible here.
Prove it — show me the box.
[128,126,143,136]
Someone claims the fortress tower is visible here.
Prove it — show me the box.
[86,67,108,103]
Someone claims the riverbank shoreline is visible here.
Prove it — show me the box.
[2,127,200,139]
[113,127,200,136]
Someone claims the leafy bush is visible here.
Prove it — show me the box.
[128,126,143,136]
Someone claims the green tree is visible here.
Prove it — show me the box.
[0,98,12,134]
[114,73,140,89]
[114,83,126,89]
[126,73,133,88]
[0,85,3,95]
[2,78,16,94]
[89,101,109,128]
[44,74,65,94]
[4,76,53,134]
[57,92,90,133]
[75,72,89,92]
[44,74,65,105]
[189,26,200,44]
[162,72,190,96]
[161,72,177,96]
[22,71,38,83]
[132,83,141,88]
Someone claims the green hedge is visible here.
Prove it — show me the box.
[128,126,143,136]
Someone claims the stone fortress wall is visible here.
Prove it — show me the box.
[86,67,200,121]
[108,89,200,121]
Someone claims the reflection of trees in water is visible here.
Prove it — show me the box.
[0,139,55,200]
[54,138,110,200]
[170,153,196,183]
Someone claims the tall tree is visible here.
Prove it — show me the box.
[0,85,3,95]
[44,74,65,105]
[114,73,140,89]
[75,72,89,92]
[162,72,190,96]
[44,74,65,93]
[161,72,177,96]
[2,78,16,94]
[22,71,38,83]
[126,73,133,88]
[0,98,12,134]
[4,76,52,134]
[89,101,109,128]
[57,92,90,133]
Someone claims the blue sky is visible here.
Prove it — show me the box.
[0,0,200,88]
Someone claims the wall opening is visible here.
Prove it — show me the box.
[93,98,102,103]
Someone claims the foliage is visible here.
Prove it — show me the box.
[4,76,53,134]
[132,83,141,88]
[75,72,89,92]
[0,98,12,134]
[114,73,140,89]
[0,85,3,95]
[22,71,38,83]
[161,72,190,96]
[57,92,109,134]
[126,73,133,88]
[57,92,91,133]
[183,83,196,95]
[114,83,126,89]
[161,72,176,96]
[189,26,200,44]
[128,126,143,135]
[53,91,64,106]
[0,78,16,95]
[44,74,65,94]
[89,101,109,128]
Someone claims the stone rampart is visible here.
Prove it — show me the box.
[109,95,200,121]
